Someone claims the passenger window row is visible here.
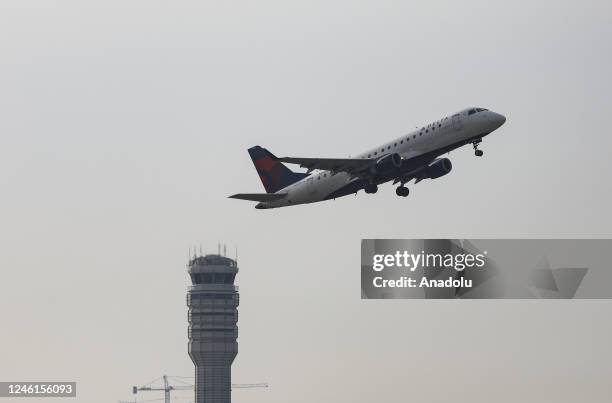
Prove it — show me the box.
[362,118,448,159]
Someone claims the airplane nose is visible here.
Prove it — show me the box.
[489,112,506,128]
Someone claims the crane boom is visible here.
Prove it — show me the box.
[132,375,267,403]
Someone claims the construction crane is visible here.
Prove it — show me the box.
[132,375,267,403]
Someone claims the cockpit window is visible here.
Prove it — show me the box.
[469,108,488,115]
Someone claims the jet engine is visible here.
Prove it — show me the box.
[374,153,402,173]
[425,158,452,179]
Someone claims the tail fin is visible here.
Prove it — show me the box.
[248,146,308,193]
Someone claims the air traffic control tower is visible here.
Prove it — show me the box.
[187,253,239,403]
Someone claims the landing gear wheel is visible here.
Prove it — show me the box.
[364,183,378,194]
[473,141,483,157]
[396,186,409,197]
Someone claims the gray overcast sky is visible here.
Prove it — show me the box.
[1,1,611,402]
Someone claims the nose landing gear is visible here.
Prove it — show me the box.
[473,141,484,157]
[396,186,409,197]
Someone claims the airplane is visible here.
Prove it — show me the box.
[229,107,506,209]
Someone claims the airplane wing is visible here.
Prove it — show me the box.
[229,193,287,202]
[274,156,374,174]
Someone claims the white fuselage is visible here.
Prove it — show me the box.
[258,107,506,208]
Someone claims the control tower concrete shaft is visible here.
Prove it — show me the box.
[187,254,239,403]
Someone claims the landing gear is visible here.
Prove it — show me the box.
[364,183,378,194]
[473,141,484,157]
[396,186,409,197]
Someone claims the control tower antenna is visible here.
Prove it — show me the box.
[224,244,227,257]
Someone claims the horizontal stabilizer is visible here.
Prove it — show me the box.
[229,193,287,202]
